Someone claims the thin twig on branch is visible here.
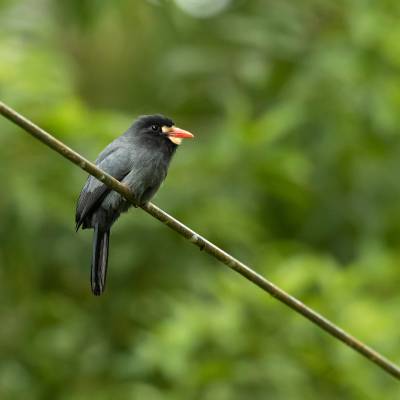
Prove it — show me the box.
[1,100,399,380]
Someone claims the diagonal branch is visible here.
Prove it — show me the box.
[1,100,399,380]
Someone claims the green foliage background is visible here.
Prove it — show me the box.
[1,0,400,398]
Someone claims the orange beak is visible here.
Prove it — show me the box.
[166,126,194,139]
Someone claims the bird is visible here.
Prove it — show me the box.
[75,114,194,295]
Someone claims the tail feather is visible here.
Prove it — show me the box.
[91,226,110,296]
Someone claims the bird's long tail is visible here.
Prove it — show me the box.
[91,225,110,296]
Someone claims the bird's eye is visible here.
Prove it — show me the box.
[151,125,158,131]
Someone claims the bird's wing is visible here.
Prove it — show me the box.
[75,146,131,230]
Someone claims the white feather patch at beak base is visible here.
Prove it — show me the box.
[168,136,183,145]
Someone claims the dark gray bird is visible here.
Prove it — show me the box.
[76,115,194,295]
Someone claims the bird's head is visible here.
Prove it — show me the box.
[134,114,194,145]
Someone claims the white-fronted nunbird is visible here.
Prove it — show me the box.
[76,115,194,295]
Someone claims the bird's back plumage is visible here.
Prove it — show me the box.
[76,145,133,230]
